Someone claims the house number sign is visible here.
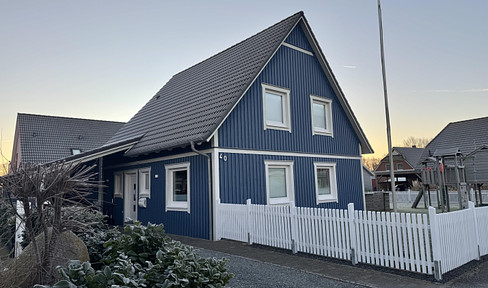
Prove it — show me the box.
[219,153,228,161]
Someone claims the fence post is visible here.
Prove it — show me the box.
[429,206,442,281]
[247,199,252,245]
[215,198,221,240]
[348,203,358,265]
[290,201,298,254]
[469,201,481,260]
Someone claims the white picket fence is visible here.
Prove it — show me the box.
[217,200,432,274]
[429,202,488,277]
[217,200,488,280]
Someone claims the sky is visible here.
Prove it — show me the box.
[1,0,487,169]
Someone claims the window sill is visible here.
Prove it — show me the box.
[317,198,338,204]
[313,129,333,137]
[265,122,291,132]
[166,203,189,213]
[269,198,292,205]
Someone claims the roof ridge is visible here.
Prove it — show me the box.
[170,11,304,79]
[448,115,488,125]
[17,112,125,124]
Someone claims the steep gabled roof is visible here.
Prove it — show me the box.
[108,11,373,156]
[394,147,424,169]
[15,113,124,164]
[420,116,488,163]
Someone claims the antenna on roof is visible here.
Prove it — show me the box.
[377,0,397,212]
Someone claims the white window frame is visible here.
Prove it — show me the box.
[165,162,190,213]
[310,95,333,137]
[114,172,123,198]
[397,163,403,170]
[314,162,338,204]
[138,167,151,198]
[262,83,291,132]
[265,160,295,205]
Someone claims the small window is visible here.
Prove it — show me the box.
[397,163,403,170]
[310,95,333,136]
[262,84,291,132]
[385,164,390,171]
[139,168,151,198]
[114,172,123,198]
[314,163,338,204]
[71,148,82,155]
[165,163,190,212]
[265,160,294,205]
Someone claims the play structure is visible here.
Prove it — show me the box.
[413,148,468,212]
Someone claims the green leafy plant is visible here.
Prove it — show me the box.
[37,222,233,287]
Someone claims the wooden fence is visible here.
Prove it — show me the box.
[217,200,488,280]
[216,200,432,275]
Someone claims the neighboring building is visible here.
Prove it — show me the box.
[375,147,424,191]
[420,116,488,188]
[14,11,373,240]
[363,165,374,192]
[10,113,125,169]
[9,113,126,213]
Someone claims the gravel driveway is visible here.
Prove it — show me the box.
[196,248,367,288]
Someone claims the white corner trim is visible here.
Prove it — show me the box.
[282,42,313,56]
[360,144,367,211]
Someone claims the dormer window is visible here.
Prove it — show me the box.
[262,84,291,132]
[71,149,81,155]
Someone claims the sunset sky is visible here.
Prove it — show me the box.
[1,0,487,170]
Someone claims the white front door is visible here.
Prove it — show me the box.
[124,173,137,222]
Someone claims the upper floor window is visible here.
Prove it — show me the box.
[386,164,390,171]
[262,84,291,132]
[310,95,333,136]
[397,163,403,170]
[265,160,294,205]
[165,162,190,213]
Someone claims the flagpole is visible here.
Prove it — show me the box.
[377,0,397,212]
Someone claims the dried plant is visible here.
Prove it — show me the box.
[0,161,99,286]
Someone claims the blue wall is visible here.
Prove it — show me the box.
[219,153,364,210]
[218,26,361,156]
[105,154,211,239]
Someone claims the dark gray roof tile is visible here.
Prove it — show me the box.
[107,12,304,156]
[420,116,488,164]
[17,113,124,164]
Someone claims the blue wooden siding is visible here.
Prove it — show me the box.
[284,24,313,52]
[218,28,360,156]
[219,153,364,210]
[106,154,211,239]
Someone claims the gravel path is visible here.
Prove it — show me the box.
[196,248,368,288]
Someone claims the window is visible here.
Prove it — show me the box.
[385,164,391,171]
[139,168,151,198]
[262,84,291,131]
[71,148,81,155]
[265,160,294,205]
[310,95,333,136]
[114,172,123,198]
[314,163,338,204]
[165,163,190,212]
[397,163,403,170]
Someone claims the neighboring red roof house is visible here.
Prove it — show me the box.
[374,146,424,191]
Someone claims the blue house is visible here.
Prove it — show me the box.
[61,11,373,240]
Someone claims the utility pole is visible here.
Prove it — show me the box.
[377,0,397,212]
